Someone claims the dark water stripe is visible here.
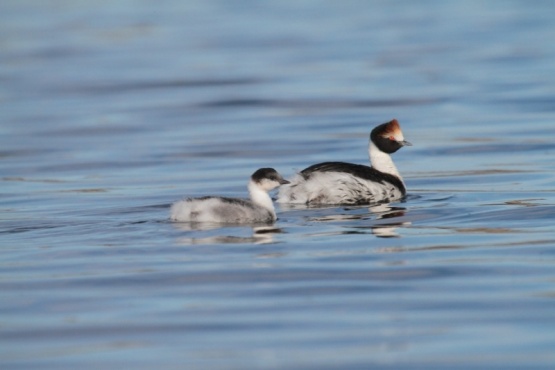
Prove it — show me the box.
[51,77,262,94]
[198,97,445,108]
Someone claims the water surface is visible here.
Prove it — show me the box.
[2,1,555,369]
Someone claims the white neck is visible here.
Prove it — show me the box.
[248,181,276,219]
[369,141,402,180]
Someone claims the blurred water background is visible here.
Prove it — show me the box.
[2,1,555,369]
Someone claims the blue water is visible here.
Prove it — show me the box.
[2,1,555,369]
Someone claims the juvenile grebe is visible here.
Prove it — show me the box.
[170,168,289,223]
[277,119,411,205]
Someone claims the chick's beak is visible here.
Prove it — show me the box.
[279,178,290,185]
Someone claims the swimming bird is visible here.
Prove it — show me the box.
[277,119,411,205]
[170,168,289,223]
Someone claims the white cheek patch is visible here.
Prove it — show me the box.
[259,179,278,191]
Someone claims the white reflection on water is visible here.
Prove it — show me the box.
[173,225,282,245]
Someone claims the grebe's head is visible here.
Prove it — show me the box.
[370,119,412,154]
[251,168,290,191]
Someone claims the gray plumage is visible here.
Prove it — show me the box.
[170,168,289,224]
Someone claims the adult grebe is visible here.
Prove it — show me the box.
[277,119,411,205]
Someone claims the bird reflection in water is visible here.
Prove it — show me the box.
[172,222,283,245]
[305,203,410,238]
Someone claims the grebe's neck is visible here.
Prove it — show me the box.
[248,181,276,220]
[369,141,402,180]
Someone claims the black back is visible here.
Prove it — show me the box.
[300,161,406,195]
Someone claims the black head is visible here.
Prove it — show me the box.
[251,168,290,185]
[370,119,412,154]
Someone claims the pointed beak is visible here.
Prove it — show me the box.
[279,178,290,185]
[399,140,412,146]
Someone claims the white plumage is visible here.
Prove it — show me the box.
[279,170,405,205]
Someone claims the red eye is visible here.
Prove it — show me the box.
[389,136,395,141]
